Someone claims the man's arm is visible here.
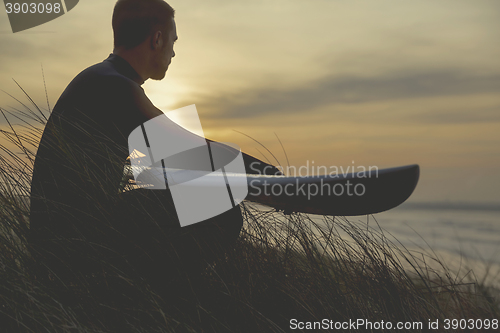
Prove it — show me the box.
[127,107,282,177]
[204,138,281,176]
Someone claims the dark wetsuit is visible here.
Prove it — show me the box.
[29,54,276,285]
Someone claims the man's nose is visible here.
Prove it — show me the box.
[172,50,175,58]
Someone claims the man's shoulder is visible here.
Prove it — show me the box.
[53,56,145,113]
[70,58,140,91]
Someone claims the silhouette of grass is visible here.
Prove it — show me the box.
[0,83,498,332]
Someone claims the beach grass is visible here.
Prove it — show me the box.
[0,85,498,332]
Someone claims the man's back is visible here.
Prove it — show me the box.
[29,54,164,276]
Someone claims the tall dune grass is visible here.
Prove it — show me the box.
[0,83,498,332]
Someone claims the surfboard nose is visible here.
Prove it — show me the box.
[375,164,420,213]
[328,163,420,216]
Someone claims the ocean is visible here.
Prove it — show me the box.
[247,200,500,288]
[355,203,500,288]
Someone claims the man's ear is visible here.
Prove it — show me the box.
[150,31,163,50]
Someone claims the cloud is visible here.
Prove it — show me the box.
[408,105,500,124]
[177,70,500,122]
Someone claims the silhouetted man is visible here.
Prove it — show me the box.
[29,0,278,289]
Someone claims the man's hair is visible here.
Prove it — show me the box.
[112,0,175,50]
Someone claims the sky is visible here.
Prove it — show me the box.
[1,0,499,204]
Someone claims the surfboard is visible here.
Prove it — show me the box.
[125,164,419,216]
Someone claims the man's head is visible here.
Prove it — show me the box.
[112,0,177,81]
